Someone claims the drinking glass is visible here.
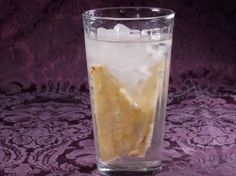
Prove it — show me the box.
[83,7,175,175]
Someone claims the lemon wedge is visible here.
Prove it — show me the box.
[90,60,165,161]
[91,66,146,161]
[128,60,165,157]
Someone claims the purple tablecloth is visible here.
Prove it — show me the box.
[0,0,236,175]
[0,78,236,176]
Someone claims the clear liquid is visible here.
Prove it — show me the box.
[85,37,172,174]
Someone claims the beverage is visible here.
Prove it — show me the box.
[85,24,172,170]
[83,7,174,175]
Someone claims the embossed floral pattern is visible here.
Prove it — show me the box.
[0,74,235,175]
[0,0,236,175]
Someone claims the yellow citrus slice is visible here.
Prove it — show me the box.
[90,60,165,161]
[128,60,165,157]
[90,66,146,161]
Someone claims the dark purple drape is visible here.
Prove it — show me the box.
[0,1,236,176]
[0,0,235,93]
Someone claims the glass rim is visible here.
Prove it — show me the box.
[82,7,175,21]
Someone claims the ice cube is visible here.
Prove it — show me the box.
[87,24,172,89]
[137,66,151,77]
[97,28,116,40]
[147,42,170,63]
[97,27,106,40]
[97,24,142,41]
[141,29,152,40]
[130,30,141,40]
[113,23,131,40]
[151,28,161,40]
[114,23,130,32]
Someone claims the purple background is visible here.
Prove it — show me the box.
[0,0,236,176]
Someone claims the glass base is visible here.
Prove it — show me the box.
[97,160,162,176]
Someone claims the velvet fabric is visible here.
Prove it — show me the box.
[0,0,235,175]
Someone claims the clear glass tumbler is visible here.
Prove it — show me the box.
[83,7,175,175]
